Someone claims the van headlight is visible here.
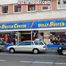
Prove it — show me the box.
[43,46,46,48]
[59,47,62,49]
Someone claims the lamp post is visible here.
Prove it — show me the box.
[31,30,32,41]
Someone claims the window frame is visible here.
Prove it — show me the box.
[63,0,66,4]
[57,0,66,9]
[41,5,51,11]
[2,5,8,14]
[41,0,51,11]
[27,4,36,12]
[13,4,21,13]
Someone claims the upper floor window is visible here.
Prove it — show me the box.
[2,5,8,13]
[42,6,48,9]
[42,5,51,11]
[57,0,66,9]
[41,0,51,11]
[58,0,60,4]
[28,5,35,12]
[63,0,66,4]
[14,5,21,12]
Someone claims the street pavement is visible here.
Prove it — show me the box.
[0,49,66,66]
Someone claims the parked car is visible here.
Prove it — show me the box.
[0,39,4,51]
[0,44,4,51]
[5,40,47,54]
[57,44,66,55]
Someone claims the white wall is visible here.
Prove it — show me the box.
[0,10,66,22]
[0,0,17,5]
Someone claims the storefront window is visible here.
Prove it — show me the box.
[2,5,8,13]
[14,4,21,12]
[20,31,31,41]
[50,32,66,45]
[0,32,16,45]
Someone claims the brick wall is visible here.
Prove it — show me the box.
[35,5,41,12]
[21,5,28,13]
[0,6,2,15]
[51,0,57,10]
[8,4,14,14]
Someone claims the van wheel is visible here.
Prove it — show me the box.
[57,50,63,55]
[33,49,39,54]
[9,48,15,53]
[62,50,66,55]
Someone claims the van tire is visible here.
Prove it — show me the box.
[9,48,15,53]
[33,49,39,54]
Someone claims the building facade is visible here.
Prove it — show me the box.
[0,0,66,44]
